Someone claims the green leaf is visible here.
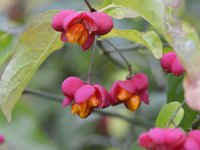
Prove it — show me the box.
[0,31,14,68]
[102,0,200,80]
[101,0,168,37]
[101,0,113,8]
[180,104,197,130]
[101,4,139,19]
[167,74,184,102]
[166,74,197,130]
[0,10,64,122]
[101,28,162,59]
[156,102,184,128]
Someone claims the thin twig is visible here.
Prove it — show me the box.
[191,114,200,130]
[104,40,133,79]
[87,36,97,83]
[24,88,63,103]
[166,100,185,128]
[83,0,96,12]
[97,41,125,69]
[23,88,153,128]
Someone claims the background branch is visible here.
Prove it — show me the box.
[23,88,153,128]
[24,88,63,103]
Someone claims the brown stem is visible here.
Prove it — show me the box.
[84,0,96,12]
[104,39,132,79]
[97,41,125,69]
[87,37,97,83]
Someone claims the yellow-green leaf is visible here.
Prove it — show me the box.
[0,10,64,122]
[102,0,168,37]
[156,102,184,128]
[101,28,162,59]
[100,4,139,19]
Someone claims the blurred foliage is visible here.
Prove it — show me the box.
[167,74,197,130]
[0,0,199,150]
[0,31,14,68]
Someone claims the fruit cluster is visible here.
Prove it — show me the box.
[51,9,186,118]
[52,10,113,50]
[110,73,149,110]
[139,128,200,150]
[61,74,149,118]
[160,52,185,76]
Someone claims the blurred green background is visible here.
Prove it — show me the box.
[0,0,199,150]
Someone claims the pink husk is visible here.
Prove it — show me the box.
[118,80,135,94]
[52,10,76,32]
[75,84,95,104]
[110,81,121,106]
[171,57,185,76]
[62,97,73,107]
[94,84,111,108]
[61,76,84,98]
[131,73,149,92]
[92,12,113,35]
[138,90,149,104]
[81,33,95,50]
[160,52,176,73]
